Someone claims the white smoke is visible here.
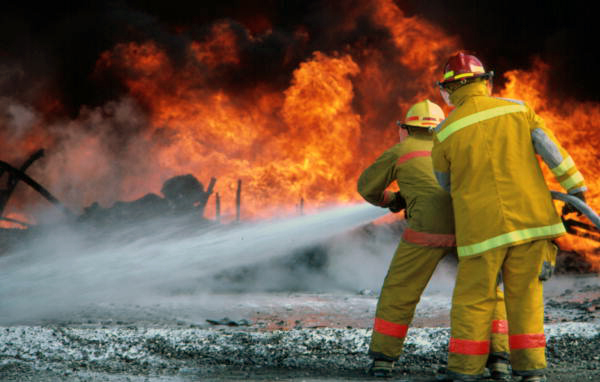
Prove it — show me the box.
[0,203,389,324]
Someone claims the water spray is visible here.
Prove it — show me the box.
[0,203,388,323]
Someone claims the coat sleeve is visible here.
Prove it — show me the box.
[431,135,451,192]
[357,149,399,207]
[529,107,587,194]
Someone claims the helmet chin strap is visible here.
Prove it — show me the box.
[440,87,453,107]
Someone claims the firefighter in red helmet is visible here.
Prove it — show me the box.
[358,100,510,379]
[432,52,587,382]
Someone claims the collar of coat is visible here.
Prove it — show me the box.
[449,81,490,106]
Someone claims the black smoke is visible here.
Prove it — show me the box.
[400,0,599,102]
[1,0,597,121]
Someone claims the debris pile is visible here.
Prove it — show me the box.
[78,174,216,227]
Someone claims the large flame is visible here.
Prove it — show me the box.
[1,0,599,271]
[85,1,455,220]
[96,42,363,219]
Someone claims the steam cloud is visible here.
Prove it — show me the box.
[0,203,419,324]
[1,0,597,325]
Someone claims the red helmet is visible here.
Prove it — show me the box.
[437,52,493,87]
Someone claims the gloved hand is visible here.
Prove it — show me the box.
[388,191,406,213]
[562,192,586,216]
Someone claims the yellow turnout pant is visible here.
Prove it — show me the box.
[447,239,556,378]
[369,240,509,361]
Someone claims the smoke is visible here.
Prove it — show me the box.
[1,1,594,323]
[401,0,599,102]
[327,221,457,294]
[36,97,158,209]
[0,97,39,141]
[1,96,170,220]
[0,203,391,324]
[9,0,590,219]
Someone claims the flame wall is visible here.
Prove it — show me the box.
[1,0,599,269]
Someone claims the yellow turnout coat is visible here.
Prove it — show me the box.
[432,81,586,257]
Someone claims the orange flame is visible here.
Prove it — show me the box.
[2,0,599,271]
[89,2,458,221]
[0,212,31,229]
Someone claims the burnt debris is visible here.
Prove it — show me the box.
[78,174,217,226]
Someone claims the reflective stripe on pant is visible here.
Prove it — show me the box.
[490,288,509,357]
[448,239,551,377]
[369,241,448,359]
[369,240,506,360]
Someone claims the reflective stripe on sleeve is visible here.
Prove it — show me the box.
[457,222,566,257]
[373,318,408,338]
[509,333,546,349]
[551,156,575,177]
[449,338,489,355]
[560,171,585,191]
[492,320,508,334]
[436,105,526,142]
[396,151,431,165]
[403,227,456,247]
[532,128,563,168]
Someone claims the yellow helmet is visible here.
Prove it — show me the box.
[400,99,445,129]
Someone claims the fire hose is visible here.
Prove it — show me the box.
[551,191,600,242]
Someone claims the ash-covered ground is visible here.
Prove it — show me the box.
[1,284,599,381]
[1,206,600,381]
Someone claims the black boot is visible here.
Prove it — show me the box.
[486,356,511,381]
[368,359,394,378]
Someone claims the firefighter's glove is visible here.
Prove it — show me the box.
[388,191,406,213]
[562,192,586,216]
[539,261,554,281]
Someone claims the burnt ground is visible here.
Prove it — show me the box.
[1,279,599,382]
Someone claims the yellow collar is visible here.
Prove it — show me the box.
[449,81,490,106]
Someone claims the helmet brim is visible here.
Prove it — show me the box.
[400,123,435,129]
[437,71,494,88]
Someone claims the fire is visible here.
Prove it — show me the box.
[96,40,364,219]
[0,212,31,229]
[1,0,599,271]
[372,0,458,74]
[88,2,456,221]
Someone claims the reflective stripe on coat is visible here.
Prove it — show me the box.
[431,81,581,256]
[358,132,454,242]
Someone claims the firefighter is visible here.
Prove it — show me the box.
[357,100,510,379]
[432,52,587,382]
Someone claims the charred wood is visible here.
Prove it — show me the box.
[79,174,217,227]
[0,149,45,217]
[0,159,74,219]
[0,216,31,228]
[236,179,242,222]
[216,192,221,222]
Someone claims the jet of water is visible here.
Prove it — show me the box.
[0,203,387,323]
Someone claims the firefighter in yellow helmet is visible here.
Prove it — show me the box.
[357,100,510,379]
[432,52,587,382]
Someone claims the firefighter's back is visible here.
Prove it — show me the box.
[436,94,562,254]
[395,134,454,235]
